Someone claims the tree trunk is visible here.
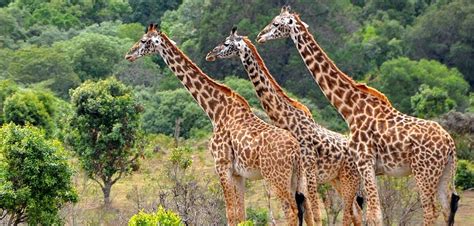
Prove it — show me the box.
[102,181,113,208]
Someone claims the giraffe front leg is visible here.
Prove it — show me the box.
[216,164,238,226]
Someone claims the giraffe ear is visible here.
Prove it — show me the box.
[153,24,158,31]
[301,21,309,29]
[147,23,154,32]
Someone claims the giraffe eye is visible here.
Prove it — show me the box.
[224,43,229,47]
[273,22,279,27]
[140,40,146,43]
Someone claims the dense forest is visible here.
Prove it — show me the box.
[0,0,473,225]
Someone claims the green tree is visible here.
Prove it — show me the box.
[0,79,18,124]
[410,84,456,118]
[7,45,80,98]
[140,88,210,138]
[405,0,474,87]
[127,0,182,25]
[68,78,143,207]
[370,57,469,113]
[0,123,77,225]
[3,89,59,136]
[54,33,129,81]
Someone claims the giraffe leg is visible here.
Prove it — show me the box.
[332,171,362,226]
[413,163,443,226]
[270,180,299,226]
[233,175,246,223]
[357,161,382,226]
[216,164,238,226]
[305,171,323,226]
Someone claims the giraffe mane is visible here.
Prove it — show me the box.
[160,33,251,110]
[242,37,313,117]
[293,14,392,107]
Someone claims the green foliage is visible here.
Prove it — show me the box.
[54,33,130,81]
[238,220,255,226]
[117,23,145,41]
[69,77,142,206]
[169,147,193,170]
[455,160,474,190]
[0,79,18,123]
[246,207,268,226]
[140,88,210,138]
[7,45,80,98]
[128,206,183,226]
[0,123,77,225]
[223,76,261,109]
[410,84,456,118]
[405,0,474,87]
[127,0,182,25]
[371,57,469,114]
[3,89,58,136]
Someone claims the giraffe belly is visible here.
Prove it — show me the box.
[234,163,263,180]
[375,158,412,177]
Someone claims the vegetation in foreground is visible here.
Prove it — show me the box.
[0,0,473,225]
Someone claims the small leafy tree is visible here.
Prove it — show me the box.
[128,206,183,226]
[68,78,142,207]
[0,123,77,225]
[410,84,456,118]
[3,89,58,136]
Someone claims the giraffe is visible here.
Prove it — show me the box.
[256,6,460,226]
[205,27,363,226]
[125,24,312,226]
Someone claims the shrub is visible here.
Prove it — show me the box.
[455,160,474,190]
[246,207,268,226]
[128,206,182,226]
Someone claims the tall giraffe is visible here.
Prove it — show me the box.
[206,27,363,226]
[125,24,312,226]
[256,6,459,226]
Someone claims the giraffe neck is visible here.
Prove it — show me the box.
[290,16,392,124]
[158,33,251,124]
[239,38,313,126]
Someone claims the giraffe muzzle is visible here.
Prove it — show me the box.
[205,53,216,62]
[125,54,136,62]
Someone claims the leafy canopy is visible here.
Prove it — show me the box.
[0,123,77,225]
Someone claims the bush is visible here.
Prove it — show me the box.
[128,206,182,226]
[246,207,268,226]
[0,123,77,225]
[455,160,474,190]
[238,220,255,226]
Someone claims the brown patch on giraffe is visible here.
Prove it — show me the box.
[293,14,392,107]
[242,37,313,118]
[160,33,251,110]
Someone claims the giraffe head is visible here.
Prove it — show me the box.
[125,23,164,62]
[256,6,307,43]
[205,27,244,62]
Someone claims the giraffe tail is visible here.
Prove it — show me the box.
[295,192,305,226]
[294,156,306,226]
[448,150,460,226]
